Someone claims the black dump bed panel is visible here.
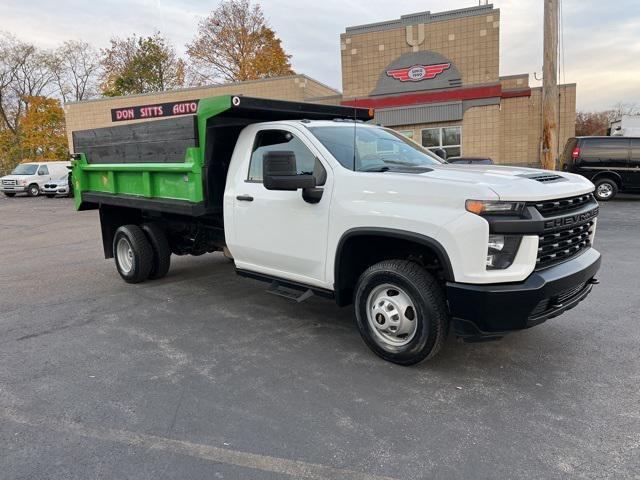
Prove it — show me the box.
[72,115,199,164]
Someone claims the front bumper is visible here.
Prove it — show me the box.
[446,248,601,337]
[43,187,69,194]
[1,186,27,193]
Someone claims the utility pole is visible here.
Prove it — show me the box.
[542,0,559,170]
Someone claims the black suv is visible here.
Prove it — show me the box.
[561,136,640,201]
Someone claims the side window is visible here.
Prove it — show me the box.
[38,165,49,175]
[248,130,318,182]
[580,140,599,164]
[582,139,629,164]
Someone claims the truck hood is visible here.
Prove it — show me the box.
[424,164,594,201]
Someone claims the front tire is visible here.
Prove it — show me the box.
[354,260,449,365]
[141,223,171,280]
[593,178,618,201]
[4,193,15,197]
[113,225,153,283]
[27,184,40,197]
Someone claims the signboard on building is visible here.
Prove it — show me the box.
[386,63,451,82]
[371,52,461,97]
[111,100,199,122]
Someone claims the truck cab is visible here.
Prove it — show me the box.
[71,95,601,365]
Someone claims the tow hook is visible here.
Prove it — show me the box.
[589,278,600,285]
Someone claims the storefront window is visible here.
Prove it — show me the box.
[399,130,414,140]
[421,128,440,148]
[421,126,462,157]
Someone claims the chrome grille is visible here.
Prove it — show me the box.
[536,220,594,269]
[2,179,17,186]
[534,193,594,217]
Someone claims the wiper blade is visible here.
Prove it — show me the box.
[361,166,390,172]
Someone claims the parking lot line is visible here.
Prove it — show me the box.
[0,408,399,480]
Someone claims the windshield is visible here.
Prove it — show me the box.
[11,164,38,175]
[307,125,442,172]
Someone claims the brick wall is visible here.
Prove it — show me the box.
[341,9,500,98]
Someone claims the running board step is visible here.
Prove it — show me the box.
[266,281,314,303]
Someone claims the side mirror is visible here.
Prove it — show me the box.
[38,170,45,176]
[263,151,316,191]
[432,147,447,160]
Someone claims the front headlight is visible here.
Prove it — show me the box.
[486,234,521,270]
[466,200,524,215]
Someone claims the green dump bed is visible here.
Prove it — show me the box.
[71,95,372,216]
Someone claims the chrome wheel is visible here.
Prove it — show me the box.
[28,185,39,196]
[116,237,134,274]
[596,182,613,199]
[366,283,418,347]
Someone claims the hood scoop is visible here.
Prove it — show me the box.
[517,172,566,183]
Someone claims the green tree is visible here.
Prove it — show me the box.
[100,33,185,96]
[186,0,293,84]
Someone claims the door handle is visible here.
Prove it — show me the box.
[236,195,254,202]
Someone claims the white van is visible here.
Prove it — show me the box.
[1,161,71,197]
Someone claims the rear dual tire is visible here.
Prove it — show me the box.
[354,260,449,365]
[141,223,171,280]
[113,224,171,283]
[114,225,154,283]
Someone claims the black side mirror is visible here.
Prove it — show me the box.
[263,151,316,191]
[432,147,447,160]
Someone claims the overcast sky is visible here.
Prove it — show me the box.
[1,0,638,111]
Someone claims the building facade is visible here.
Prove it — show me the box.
[64,4,575,166]
[339,4,575,165]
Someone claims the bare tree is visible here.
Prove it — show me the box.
[49,40,101,103]
[0,33,54,135]
[607,102,640,122]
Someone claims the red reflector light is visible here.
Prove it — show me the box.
[571,147,580,159]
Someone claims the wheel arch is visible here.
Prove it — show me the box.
[333,228,454,307]
[591,170,622,186]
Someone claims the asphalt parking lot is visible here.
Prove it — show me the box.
[0,194,638,479]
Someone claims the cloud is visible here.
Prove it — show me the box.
[0,0,638,111]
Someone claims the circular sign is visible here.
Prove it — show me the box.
[407,66,427,80]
